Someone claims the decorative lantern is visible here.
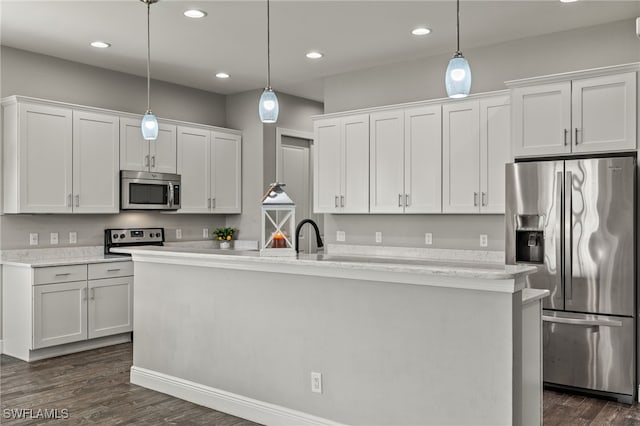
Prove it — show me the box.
[260,182,296,257]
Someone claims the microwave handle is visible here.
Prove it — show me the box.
[168,183,174,207]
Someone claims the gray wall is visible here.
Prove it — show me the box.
[322,18,640,252]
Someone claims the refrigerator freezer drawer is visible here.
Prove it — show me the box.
[543,311,634,396]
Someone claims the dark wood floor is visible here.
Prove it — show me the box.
[0,343,259,425]
[4,343,640,425]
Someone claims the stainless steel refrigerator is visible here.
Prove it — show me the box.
[506,156,636,403]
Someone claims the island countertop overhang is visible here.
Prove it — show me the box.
[113,245,536,294]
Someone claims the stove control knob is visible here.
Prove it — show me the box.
[156,233,161,238]
[120,234,126,239]
[113,234,119,239]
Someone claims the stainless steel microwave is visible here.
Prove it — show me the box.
[121,171,181,210]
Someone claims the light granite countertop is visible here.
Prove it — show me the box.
[0,246,131,267]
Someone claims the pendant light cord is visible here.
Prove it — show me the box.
[146,0,151,111]
[266,0,271,89]
[456,0,460,53]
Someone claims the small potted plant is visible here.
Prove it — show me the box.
[213,227,236,249]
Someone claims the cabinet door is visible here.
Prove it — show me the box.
[369,110,404,213]
[480,96,511,214]
[120,116,149,171]
[512,82,571,157]
[19,103,73,213]
[572,72,637,153]
[33,281,87,349]
[88,277,133,339]
[177,126,211,213]
[342,114,370,213]
[151,122,177,173]
[211,132,242,213]
[73,111,120,213]
[313,118,342,213]
[443,101,480,213]
[404,105,442,214]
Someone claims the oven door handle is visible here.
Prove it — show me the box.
[542,315,622,328]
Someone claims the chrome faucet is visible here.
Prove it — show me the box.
[295,219,324,254]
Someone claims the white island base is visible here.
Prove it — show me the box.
[123,247,542,426]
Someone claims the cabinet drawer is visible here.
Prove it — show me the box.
[34,265,87,285]
[88,262,133,279]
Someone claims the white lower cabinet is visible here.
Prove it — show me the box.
[88,276,133,339]
[33,280,87,349]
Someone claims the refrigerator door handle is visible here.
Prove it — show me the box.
[556,171,563,297]
[542,315,623,328]
[564,171,573,300]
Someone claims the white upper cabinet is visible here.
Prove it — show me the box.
[120,117,177,173]
[510,69,637,157]
[404,105,442,214]
[3,101,118,214]
[314,115,369,214]
[370,110,405,213]
[443,95,511,214]
[369,106,442,214]
[511,82,571,157]
[572,73,636,153]
[177,125,242,214]
[73,111,120,213]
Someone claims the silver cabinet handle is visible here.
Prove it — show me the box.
[208,198,211,208]
[82,287,87,301]
[481,192,487,207]
[563,128,568,146]
[473,192,478,207]
[405,194,410,207]
[75,195,79,208]
[398,194,402,207]
[212,198,216,209]
[151,156,156,168]
[340,195,344,208]
[565,171,573,300]
[542,315,622,328]
[55,273,71,277]
[334,196,339,208]
[574,128,579,145]
[107,268,121,272]
[145,155,149,168]
[90,288,95,300]
[67,194,72,208]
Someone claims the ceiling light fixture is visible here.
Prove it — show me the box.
[445,0,471,99]
[559,0,579,3]
[140,0,159,140]
[411,27,431,36]
[90,41,111,48]
[305,51,324,59]
[183,9,207,18]
[258,0,279,124]
[216,72,230,79]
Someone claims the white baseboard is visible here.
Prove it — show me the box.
[130,366,344,426]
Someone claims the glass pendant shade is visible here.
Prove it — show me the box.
[445,54,471,99]
[259,88,279,124]
[141,112,159,140]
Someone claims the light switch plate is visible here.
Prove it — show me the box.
[203,228,209,238]
[50,232,59,245]
[176,229,182,239]
[69,232,77,244]
[29,233,38,246]
[311,372,323,394]
[425,233,433,245]
[336,231,346,242]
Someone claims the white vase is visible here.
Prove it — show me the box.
[219,241,231,249]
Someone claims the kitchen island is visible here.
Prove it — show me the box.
[118,245,541,426]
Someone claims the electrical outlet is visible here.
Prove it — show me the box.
[176,229,182,239]
[425,233,433,245]
[203,228,209,238]
[375,232,382,243]
[29,233,39,246]
[311,372,322,394]
[480,234,488,247]
[50,232,59,245]
[69,232,77,244]
[336,231,346,242]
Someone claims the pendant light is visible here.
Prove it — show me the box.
[258,0,279,123]
[141,0,159,140]
[445,0,471,99]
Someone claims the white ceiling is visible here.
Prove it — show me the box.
[2,1,638,102]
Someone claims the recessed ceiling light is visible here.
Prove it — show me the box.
[306,51,324,59]
[184,9,207,18]
[411,27,432,36]
[215,72,230,79]
[90,41,111,48]
[559,0,578,3]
